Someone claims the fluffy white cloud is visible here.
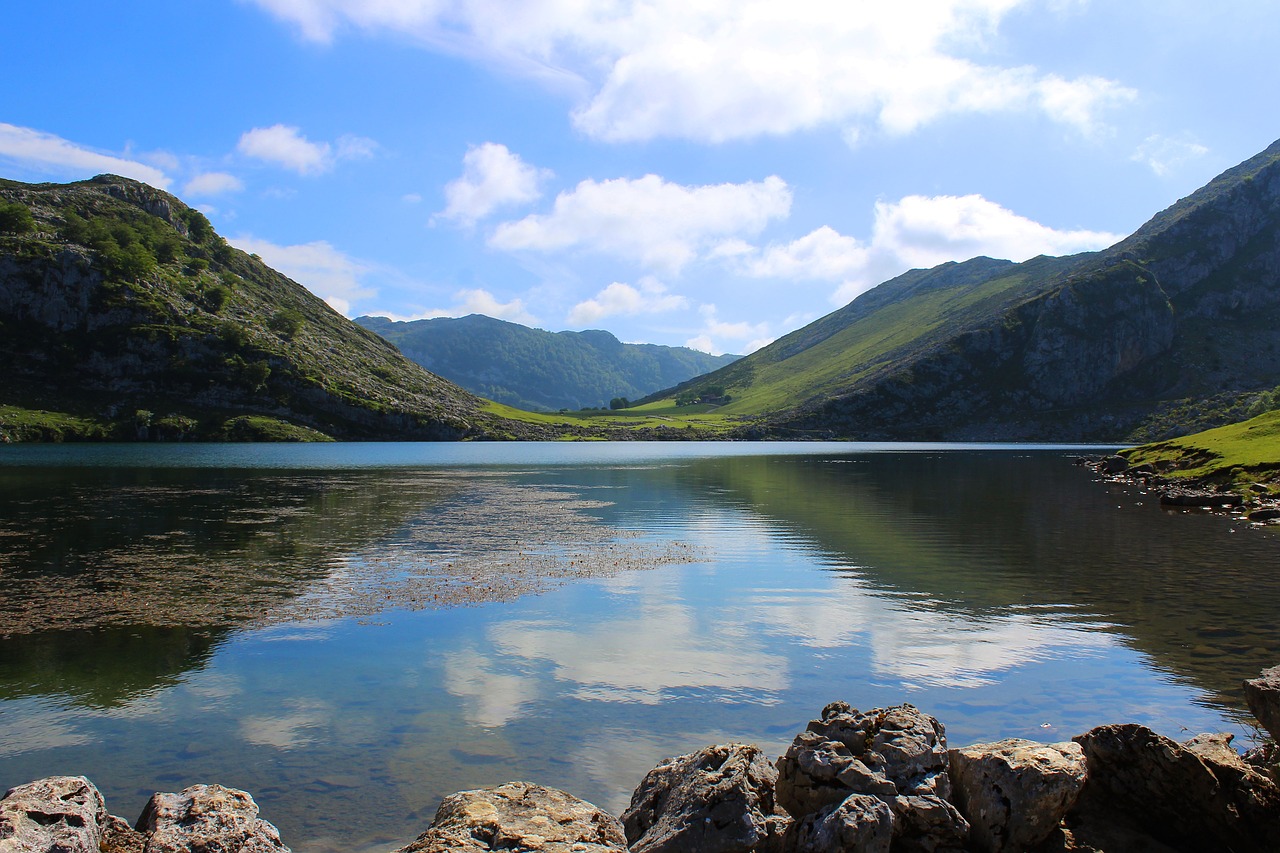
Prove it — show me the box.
[237,124,376,175]
[401,288,539,325]
[568,278,687,325]
[1132,133,1210,177]
[0,123,171,188]
[725,195,1122,305]
[438,143,550,226]
[686,305,773,356]
[491,174,791,273]
[228,235,376,314]
[247,0,1135,142]
[183,171,244,197]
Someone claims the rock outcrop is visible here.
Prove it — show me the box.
[0,776,109,853]
[1072,724,1280,853]
[776,702,969,852]
[622,743,789,853]
[395,781,626,853]
[1244,665,1280,741]
[136,784,289,853]
[948,739,1086,853]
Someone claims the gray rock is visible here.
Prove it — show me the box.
[776,703,948,819]
[948,739,1086,853]
[788,794,893,853]
[0,776,108,853]
[623,743,789,853]
[136,784,290,853]
[397,781,626,853]
[1244,664,1280,741]
[885,794,969,853]
[1073,724,1280,853]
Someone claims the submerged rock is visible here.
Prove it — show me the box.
[948,738,1086,853]
[136,784,290,853]
[1072,724,1280,853]
[396,781,626,853]
[0,776,109,853]
[623,742,789,853]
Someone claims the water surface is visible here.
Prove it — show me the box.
[1,442,1277,852]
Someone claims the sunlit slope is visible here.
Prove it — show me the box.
[658,255,1079,416]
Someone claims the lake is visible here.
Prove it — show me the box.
[1,441,1277,852]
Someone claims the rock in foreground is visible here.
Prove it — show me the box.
[136,784,290,853]
[0,776,108,853]
[623,742,789,853]
[395,781,626,853]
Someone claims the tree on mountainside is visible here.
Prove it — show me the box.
[0,202,35,235]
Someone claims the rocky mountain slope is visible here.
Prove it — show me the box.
[659,138,1280,441]
[357,314,739,411]
[0,175,523,441]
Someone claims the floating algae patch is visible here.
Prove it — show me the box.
[0,469,704,635]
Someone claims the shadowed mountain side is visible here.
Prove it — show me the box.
[0,176,555,441]
[357,314,740,412]
[653,138,1280,442]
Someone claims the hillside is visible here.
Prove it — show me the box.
[0,175,531,442]
[653,138,1280,442]
[357,314,739,411]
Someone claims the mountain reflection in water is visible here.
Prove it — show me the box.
[0,443,1276,853]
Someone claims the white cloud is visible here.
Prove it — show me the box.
[0,123,171,188]
[568,278,687,325]
[685,305,773,356]
[739,226,869,280]
[183,171,244,197]
[1132,133,1210,177]
[247,0,1136,143]
[236,124,377,175]
[438,142,550,226]
[228,235,376,314]
[403,288,539,325]
[491,174,791,273]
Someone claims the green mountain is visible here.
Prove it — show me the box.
[653,138,1280,442]
[0,175,524,442]
[356,313,740,411]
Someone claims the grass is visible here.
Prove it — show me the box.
[0,404,113,442]
[480,401,740,435]
[1123,408,1280,486]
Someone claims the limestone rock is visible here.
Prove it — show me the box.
[136,784,289,853]
[623,743,789,853]
[397,781,626,853]
[776,703,948,818]
[885,794,969,853]
[789,794,893,853]
[0,776,108,853]
[101,815,147,853]
[1244,664,1280,741]
[948,739,1086,853]
[1073,724,1280,853]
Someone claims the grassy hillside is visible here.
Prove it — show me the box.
[358,313,739,411]
[0,175,540,442]
[1122,408,1280,486]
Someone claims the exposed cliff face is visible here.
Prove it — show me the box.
[0,175,495,441]
[739,139,1280,441]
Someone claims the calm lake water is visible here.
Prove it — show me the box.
[1,441,1278,852]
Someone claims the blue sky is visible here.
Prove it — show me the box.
[3,1,1277,354]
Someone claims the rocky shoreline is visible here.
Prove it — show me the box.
[1080,455,1280,522]
[5,667,1279,853]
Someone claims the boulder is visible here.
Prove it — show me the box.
[948,739,1086,853]
[396,781,626,853]
[623,743,789,853]
[884,794,969,852]
[136,784,290,853]
[788,794,893,853]
[0,776,109,853]
[776,703,949,818]
[1073,724,1280,853]
[1244,664,1280,741]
